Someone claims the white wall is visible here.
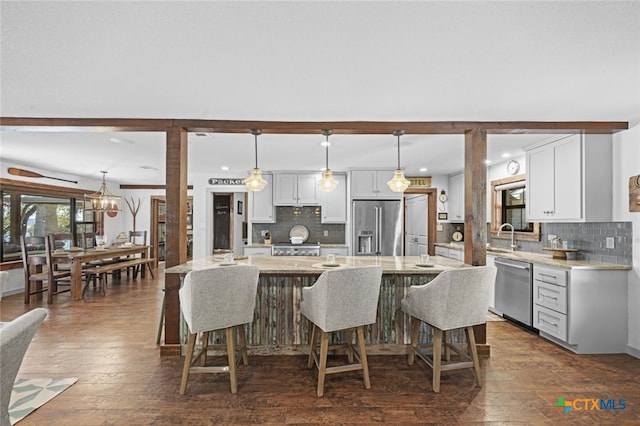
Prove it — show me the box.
[612,122,640,356]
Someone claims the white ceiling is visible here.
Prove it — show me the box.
[1,1,639,185]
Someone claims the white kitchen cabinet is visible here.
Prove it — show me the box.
[434,246,448,257]
[532,264,627,354]
[526,133,612,222]
[250,173,275,223]
[350,170,402,199]
[447,172,464,222]
[320,173,347,223]
[486,255,495,310]
[243,247,272,256]
[274,173,320,206]
[319,246,349,257]
[448,248,463,261]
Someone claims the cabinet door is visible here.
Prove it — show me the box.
[351,170,377,197]
[250,174,275,223]
[321,173,347,223]
[553,135,582,220]
[448,172,464,222]
[273,174,298,205]
[374,170,400,197]
[296,173,320,205]
[526,146,555,220]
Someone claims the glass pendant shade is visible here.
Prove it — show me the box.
[319,169,338,192]
[245,129,267,191]
[245,167,267,191]
[84,171,121,212]
[318,129,337,192]
[387,129,410,192]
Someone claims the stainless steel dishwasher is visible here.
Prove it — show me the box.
[493,257,533,327]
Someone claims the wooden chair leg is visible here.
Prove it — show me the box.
[200,331,210,366]
[408,317,421,365]
[466,326,482,387]
[238,324,249,366]
[345,329,354,363]
[432,327,443,393]
[443,330,451,361]
[226,327,238,394]
[317,331,329,397]
[307,324,318,368]
[356,326,371,389]
[180,332,197,395]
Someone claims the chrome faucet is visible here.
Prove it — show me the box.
[498,223,517,251]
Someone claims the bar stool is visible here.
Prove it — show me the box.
[400,266,497,392]
[300,266,383,397]
[179,265,260,395]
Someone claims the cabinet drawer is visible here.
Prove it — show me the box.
[534,280,567,314]
[534,304,567,342]
[533,265,568,287]
[448,249,462,260]
[434,246,448,257]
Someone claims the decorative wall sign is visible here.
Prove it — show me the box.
[208,178,245,185]
[630,174,640,212]
[407,176,432,187]
[438,212,448,220]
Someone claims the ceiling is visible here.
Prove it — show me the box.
[1,1,638,185]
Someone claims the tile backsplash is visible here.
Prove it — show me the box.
[252,206,345,244]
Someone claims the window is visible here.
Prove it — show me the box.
[1,182,99,263]
[490,174,540,242]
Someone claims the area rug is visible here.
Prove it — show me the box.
[8,377,78,424]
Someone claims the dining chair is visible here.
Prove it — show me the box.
[124,230,148,278]
[20,236,49,304]
[400,266,497,393]
[0,308,48,426]
[0,271,8,302]
[300,265,383,397]
[179,265,260,395]
[45,235,72,303]
[49,232,75,251]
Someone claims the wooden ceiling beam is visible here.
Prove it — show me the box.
[0,117,628,134]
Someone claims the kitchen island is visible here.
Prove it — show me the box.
[164,255,471,355]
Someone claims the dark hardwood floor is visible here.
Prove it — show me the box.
[1,266,639,425]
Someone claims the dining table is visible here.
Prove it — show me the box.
[52,245,151,300]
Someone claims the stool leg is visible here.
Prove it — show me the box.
[356,326,371,389]
[345,329,354,363]
[238,324,249,365]
[317,331,329,397]
[226,327,238,394]
[307,324,318,368]
[466,326,481,387]
[408,317,421,365]
[156,290,166,345]
[180,332,197,395]
[432,327,443,393]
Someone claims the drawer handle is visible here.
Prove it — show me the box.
[540,318,559,328]
[538,273,558,279]
[540,293,558,301]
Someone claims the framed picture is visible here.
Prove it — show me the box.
[438,212,448,220]
[237,200,243,215]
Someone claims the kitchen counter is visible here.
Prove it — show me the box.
[435,243,631,270]
[244,243,349,249]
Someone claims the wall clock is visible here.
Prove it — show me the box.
[507,160,520,175]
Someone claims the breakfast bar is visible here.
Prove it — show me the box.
[164,255,470,355]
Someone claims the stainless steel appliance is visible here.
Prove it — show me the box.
[352,200,403,256]
[271,243,320,256]
[493,257,533,327]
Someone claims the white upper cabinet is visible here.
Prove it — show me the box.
[250,173,275,223]
[274,173,320,206]
[525,134,612,222]
[350,170,402,199]
[448,172,464,222]
[320,173,347,223]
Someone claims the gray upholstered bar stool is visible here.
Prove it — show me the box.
[400,266,497,393]
[300,266,383,397]
[178,265,260,395]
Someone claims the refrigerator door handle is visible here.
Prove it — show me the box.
[375,206,382,255]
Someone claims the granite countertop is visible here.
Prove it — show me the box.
[166,255,467,276]
[435,242,631,271]
[244,243,349,248]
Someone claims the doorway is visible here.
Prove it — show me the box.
[403,188,437,256]
[405,194,428,256]
[212,194,233,253]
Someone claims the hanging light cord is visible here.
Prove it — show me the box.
[325,135,330,170]
[254,133,259,169]
[396,133,401,169]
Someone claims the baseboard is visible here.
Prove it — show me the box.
[626,345,640,359]
[160,344,181,356]
[476,344,491,358]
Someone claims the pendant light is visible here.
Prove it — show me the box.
[244,129,267,191]
[318,129,338,192]
[387,129,410,192]
[84,171,122,212]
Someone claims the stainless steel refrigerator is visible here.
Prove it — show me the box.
[352,200,403,256]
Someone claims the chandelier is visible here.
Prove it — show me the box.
[387,130,410,192]
[244,129,267,191]
[318,129,338,192]
[84,171,122,212]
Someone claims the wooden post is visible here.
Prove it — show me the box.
[464,128,489,354]
[162,126,188,353]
